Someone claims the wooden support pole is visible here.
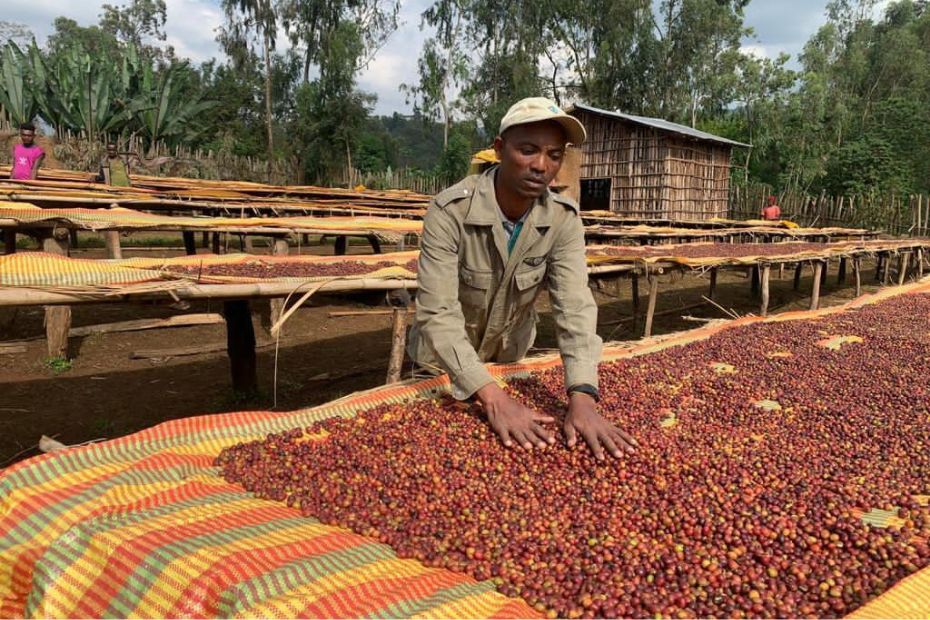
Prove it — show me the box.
[810,261,823,310]
[42,230,72,358]
[760,265,771,317]
[918,248,924,279]
[334,235,348,256]
[897,252,910,286]
[211,232,221,254]
[269,238,289,334]
[3,230,16,254]
[223,299,257,396]
[201,231,209,248]
[643,274,659,338]
[708,268,717,299]
[182,231,197,256]
[69,229,79,249]
[104,231,122,259]
[882,253,891,285]
[793,262,803,291]
[820,260,828,293]
[854,258,862,297]
[385,306,408,384]
[837,257,847,284]
[750,266,760,297]
[367,234,382,255]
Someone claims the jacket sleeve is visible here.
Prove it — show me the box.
[547,212,603,391]
[414,204,495,398]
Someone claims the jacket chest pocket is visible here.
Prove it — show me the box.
[459,265,493,313]
[513,263,547,308]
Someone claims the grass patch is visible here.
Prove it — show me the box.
[43,356,73,374]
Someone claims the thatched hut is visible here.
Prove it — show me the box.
[566,104,750,220]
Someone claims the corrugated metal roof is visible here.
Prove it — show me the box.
[567,103,752,148]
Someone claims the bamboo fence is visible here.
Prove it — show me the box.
[730,184,930,236]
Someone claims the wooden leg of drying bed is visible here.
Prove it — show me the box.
[223,299,257,396]
[182,231,197,256]
[882,253,891,285]
[643,275,659,339]
[3,230,15,254]
[918,249,925,279]
[854,258,862,297]
[760,265,771,317]
[750,266,760,297]
[201,231,209,248]
[898,252,910,286]
[631,274,640,324]
[793,263,802,291]
[269,238,290,335]
[367,234,382,254]
[708,268,717,300]
[837,257,846,284]
[810,261,823,310]
[42,230,72,359]
[386,306,408,384]
[334,235,348,256]
[211,232,221,255]
[104,231,122,259]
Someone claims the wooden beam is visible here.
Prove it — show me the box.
[223,300,257,396]
[104,231,122,259]
[41,230,71,359]
[367,234,382,255]
[882,253,891,285]
[837,257,846,284]
[70,313,224,337]
[643,274,659,338]
[211,232,220,254]
[0,278,420,307]
[793,262,803,291]
[810,261,823,310]
[918,248,925,279]
[385,306,408,384]
[760,265,771,317]
[334,235,348,256]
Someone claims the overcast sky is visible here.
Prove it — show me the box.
[1,0,886,115]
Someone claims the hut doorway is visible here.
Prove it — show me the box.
[580,178,611,212]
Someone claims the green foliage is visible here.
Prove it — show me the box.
[43,356,73,375]
[433,129,472,185]
[0,43,41,125]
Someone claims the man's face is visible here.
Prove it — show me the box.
[107,145,118,158]
[20,130,35,146]
[494,121,566,199]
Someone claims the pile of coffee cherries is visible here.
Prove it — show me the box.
[163,258,418,280]
[218,293,930,618]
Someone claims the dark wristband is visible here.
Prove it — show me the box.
[568,383,600,402]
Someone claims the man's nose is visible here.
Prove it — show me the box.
[530,153,547,173]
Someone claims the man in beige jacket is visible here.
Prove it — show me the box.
[409,97,637,460]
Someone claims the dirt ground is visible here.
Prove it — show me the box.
[0,240,886,466]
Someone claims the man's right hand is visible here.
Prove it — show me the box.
[475,383,555,450]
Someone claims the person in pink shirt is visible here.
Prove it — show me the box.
[761,194,781,221]
[10,122,45,180]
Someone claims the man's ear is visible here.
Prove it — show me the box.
[493,135,504,161]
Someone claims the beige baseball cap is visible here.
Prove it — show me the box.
[498,97,587,145]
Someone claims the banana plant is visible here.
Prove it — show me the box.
[0,42,41,125]
[137,64,215,151]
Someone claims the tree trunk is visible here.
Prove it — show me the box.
[263,30,274,181]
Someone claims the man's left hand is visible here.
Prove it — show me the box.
[564,392,638,461]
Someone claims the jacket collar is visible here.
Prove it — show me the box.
[464,166,554,229]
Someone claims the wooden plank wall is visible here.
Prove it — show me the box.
[574,110,734,221]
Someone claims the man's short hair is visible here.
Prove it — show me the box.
[107,142,117,148]
[19,122,35,132]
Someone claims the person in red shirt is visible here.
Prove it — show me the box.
[761,195,781,221]
[9,122,45,180]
